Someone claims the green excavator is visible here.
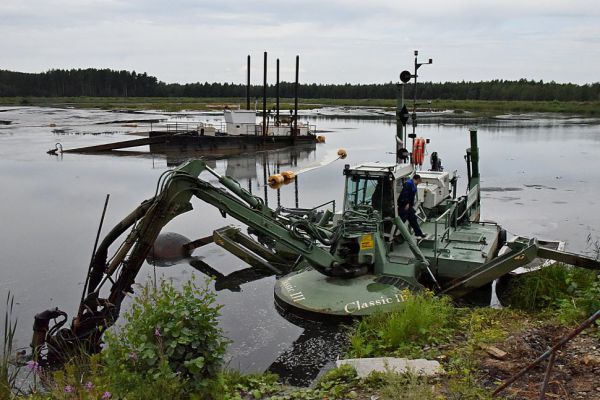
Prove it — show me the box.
[31,54,600,363]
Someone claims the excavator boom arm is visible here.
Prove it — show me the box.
[33,160,339,362]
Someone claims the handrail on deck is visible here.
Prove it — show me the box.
[310,199,336,214]
[433,202,457,264]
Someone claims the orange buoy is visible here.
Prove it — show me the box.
[337,148,347,159]
[269,181,284,189]
[316,135,326,143]
[281,171,296,182]
[268,174,284,186]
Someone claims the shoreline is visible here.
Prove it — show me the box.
[1,97,599,117]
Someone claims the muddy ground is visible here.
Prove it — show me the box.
[481,325,600,399]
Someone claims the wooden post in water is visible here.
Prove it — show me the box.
[263,51,267,137]
[246,55,251,110]
[276,58,280,124]
[293,55,299,142]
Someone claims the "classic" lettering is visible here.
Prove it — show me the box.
[343,293,406,314]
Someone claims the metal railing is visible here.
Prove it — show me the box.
[252,123,318,137]
[310,199,336,214]
[432,203,457,264]
[165,122,218,134]
[160,121,318,137]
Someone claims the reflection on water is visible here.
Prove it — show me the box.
[1,106,600,385]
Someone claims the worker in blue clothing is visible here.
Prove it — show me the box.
[397,174,426,238]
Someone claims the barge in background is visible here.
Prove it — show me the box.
[48,52,323,156]
[148,107,318,155]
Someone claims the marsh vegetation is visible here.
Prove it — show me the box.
[2,263,598,399]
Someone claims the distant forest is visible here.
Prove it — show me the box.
[1,68,599,101]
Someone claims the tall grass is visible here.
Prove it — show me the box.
[363,371,438,400]
[349,290,455,358]
[1,292,18,399]
[506,264,600,324]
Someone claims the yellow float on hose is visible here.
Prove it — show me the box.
[268,181,284,189]
[281,171,296,182]
[316,135,326,143]
[268,174,284,186]
[337,148,347,159]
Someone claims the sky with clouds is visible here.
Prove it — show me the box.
[1,0,598,84]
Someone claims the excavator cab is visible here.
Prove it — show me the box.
[342,163,402,219]
[342,163,418,239]
[344,174,395,218]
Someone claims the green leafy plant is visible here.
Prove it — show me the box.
[37,354,113,400]
[102,277,229,398]
[222,370,281,400]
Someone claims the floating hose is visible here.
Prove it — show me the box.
[267,148,349,190]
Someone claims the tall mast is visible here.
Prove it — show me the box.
[397,51,432,165]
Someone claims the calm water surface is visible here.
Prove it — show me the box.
[0,107,599,384]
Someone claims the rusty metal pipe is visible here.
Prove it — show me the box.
[539,351,556,400]
[31,308,67,358]
[492,310,600,397]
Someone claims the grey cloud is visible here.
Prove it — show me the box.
[1,0,598,84]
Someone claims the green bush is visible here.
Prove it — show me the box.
[507,264,600,324]
[102,277,229,398]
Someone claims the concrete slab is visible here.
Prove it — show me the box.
[336,357,444,378]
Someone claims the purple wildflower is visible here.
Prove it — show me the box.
[64,385,74,393]
[84,381,94,391]
[128,351,138,361]
[102,391,112,399]
[26,360,42,374]
[154,327,161,337]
